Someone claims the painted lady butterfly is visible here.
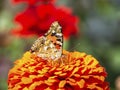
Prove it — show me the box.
[30,21,63,60]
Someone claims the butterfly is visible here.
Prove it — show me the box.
[30,21,63,60]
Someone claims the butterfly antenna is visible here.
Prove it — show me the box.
[69,43,80,51]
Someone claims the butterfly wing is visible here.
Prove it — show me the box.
[30,21,63,60]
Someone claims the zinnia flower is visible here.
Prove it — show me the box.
[8,50,109,90]
[11,3,79,39]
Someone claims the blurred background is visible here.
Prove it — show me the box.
[0,0,120,90]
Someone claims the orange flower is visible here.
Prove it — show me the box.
[8,50,109,90]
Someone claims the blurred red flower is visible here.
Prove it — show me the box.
[12,0,55,5]
[12,3,79,39]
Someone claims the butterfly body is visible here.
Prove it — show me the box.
[31,21,63,60]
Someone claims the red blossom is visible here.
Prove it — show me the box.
[12,4,79,39]
[12,0,55,5]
